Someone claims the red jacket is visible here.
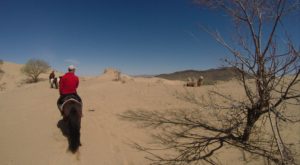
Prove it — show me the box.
[59,72,79,95]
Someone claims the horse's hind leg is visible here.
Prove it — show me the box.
[50,79,54,88]
[68,110,81,153]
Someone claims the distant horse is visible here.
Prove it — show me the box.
[58,95,82,153]
[197,76,204,87]
[50,77,60,89]
[185,76,204,87]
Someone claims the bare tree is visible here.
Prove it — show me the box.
[21,59,50,83]
[120,0,300,164]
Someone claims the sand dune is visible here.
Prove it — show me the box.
[0,61,299,165]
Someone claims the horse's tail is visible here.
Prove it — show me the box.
[68,107,81,153]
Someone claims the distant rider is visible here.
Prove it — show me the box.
[57,65,82,110]
[49,70,55,82]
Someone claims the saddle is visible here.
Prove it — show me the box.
[59,95,82,117]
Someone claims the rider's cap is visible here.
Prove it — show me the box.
[68,65,76,70]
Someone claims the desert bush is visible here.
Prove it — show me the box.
[21,59,50,83]
[0,60,5,90]
[0,59,4,80]
[0,59,3,73]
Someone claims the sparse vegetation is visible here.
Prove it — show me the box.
[21,59,50,83]
[156,67,242,85]
[121,0,300,164]
[0,59,4,79]
[0,59,3,74]
[202,78,215,85]
[0,59,5,91]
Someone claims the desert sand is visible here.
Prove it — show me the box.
[0,61,299,165]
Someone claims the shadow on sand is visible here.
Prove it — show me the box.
[57,119,69,137]
[57,119,81,153]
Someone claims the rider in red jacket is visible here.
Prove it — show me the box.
[57,65,82,109]
[59,71,79,94]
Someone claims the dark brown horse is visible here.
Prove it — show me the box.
[58,96,82,153]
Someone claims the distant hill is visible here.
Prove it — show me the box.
[156,67,242,85]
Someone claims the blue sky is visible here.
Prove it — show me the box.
[0,0,299,76]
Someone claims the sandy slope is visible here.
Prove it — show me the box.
[0,62,299,165]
